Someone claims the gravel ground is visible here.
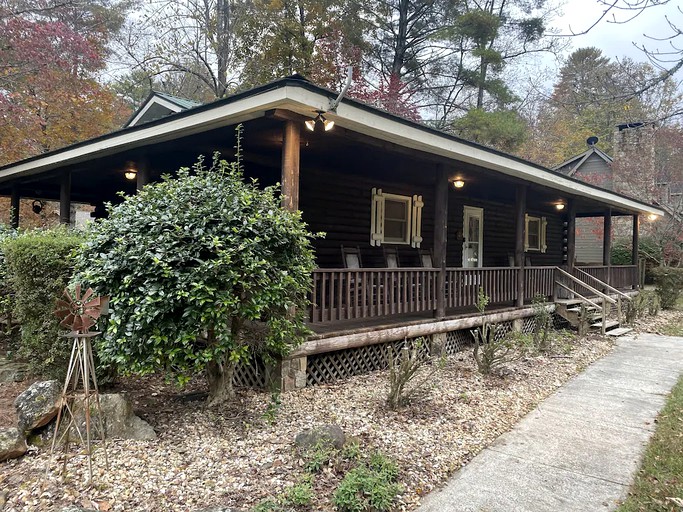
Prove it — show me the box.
[1,312,680,512]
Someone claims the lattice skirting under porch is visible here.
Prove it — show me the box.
[233,312,564,389]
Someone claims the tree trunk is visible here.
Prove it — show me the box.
[206,355,236,406]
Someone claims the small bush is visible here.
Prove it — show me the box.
[281,479,313,507]
[650,267,683,309]
[332,454,402,512]
[303,441,336,473]
[2,228,84,378]
[471,289,517,375]
[531,295,552,353]
[386,338,441,409]
[625,291,660,324]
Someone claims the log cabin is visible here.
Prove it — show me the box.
[0,76,665,389]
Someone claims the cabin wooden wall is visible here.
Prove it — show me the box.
[298,165,565,269]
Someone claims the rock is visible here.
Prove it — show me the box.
[14,380,62,433]
[69,394,156,441]
[0,359,28,383]
[295,424,345,450]
[0,427,27,462]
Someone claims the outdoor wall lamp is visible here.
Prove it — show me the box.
[305,111,335,132]
[452,179,465,189]
[555,203,566,211]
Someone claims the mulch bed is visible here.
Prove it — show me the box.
[1,311,680,511]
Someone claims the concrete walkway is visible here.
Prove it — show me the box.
[419,334,683,512]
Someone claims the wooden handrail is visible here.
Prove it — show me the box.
[573,267,632,301]
[555,281,603,312]
[555,267,617,304]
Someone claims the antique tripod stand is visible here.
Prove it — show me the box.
[50,285,109,482]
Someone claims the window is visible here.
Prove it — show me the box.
[525,214,547,253]
[370,188,423,247]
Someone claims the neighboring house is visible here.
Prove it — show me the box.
[0,76,662,389]
[554,144,614,264]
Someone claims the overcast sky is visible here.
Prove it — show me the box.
[553,0,682,66]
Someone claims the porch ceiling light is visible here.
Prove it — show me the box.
[305,111,334,132]
[648,213,659,221]
[124,163,137,180]
[452,179,465,189]
[555,203,565,211]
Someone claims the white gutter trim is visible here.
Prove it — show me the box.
[0,87,289,180]
[0,81,664,217]
[280,86,664,217]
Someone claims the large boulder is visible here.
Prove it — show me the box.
[295,424,345,451]
[0,427,27,462]
[70,393,156,441]
[15,380,62,434]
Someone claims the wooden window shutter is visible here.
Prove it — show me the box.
[411,195,424,248]
[370,188,384,246]
[541,216,548,253]
[524,213,530,251]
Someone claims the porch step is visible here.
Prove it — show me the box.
[567,306,600,313]
[590,319,620,331]
[606,327,634,337]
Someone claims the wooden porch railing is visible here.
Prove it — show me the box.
[310,268,439,323]
[575,265,638,290]
[308,265,638,325]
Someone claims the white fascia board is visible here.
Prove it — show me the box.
[126,96,184,127]
[281,86,665,217]
[0,87,290,181]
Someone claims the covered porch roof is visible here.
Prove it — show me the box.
[0,75,664,218]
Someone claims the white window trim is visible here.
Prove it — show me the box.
[370,189,423,247]
[525,214,547,253]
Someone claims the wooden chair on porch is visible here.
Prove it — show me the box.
[418,249,434,268]
[341,246,363,269]
[383,247,400,268]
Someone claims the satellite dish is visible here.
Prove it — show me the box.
[586,136,599,146]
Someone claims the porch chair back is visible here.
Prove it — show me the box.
[418,249,433,268]
[341,246,363,269]
[383,247,401,268]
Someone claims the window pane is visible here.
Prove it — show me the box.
[528,219,540,249]
[385,199,407,220]
[385,219,406,241]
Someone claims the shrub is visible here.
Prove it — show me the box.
[2,228,84,378]
[386,338,441,410]
[74,147,317,406]
[0,225,18,349]
[650,267,683,309]
[471,288,517,375]
[531,295,552,353]
[625,290,660,324]
[332,454,402,512]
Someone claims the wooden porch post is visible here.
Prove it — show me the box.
[281,120,300,211]
[136,160,151,192]
[59,170,71,225]
[566,200,576,272]
[10,185,20,229]
[515,185,527,307]
[434,166,448,319]
[603,208,612,285]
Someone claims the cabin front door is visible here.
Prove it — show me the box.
[462,206,483,268]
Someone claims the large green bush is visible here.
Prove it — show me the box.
[650,267,683,309]
[2,228,84,377]
[75,152,316,405]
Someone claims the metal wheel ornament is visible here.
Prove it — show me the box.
[49,285,109,484]
[54,284,102,333]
